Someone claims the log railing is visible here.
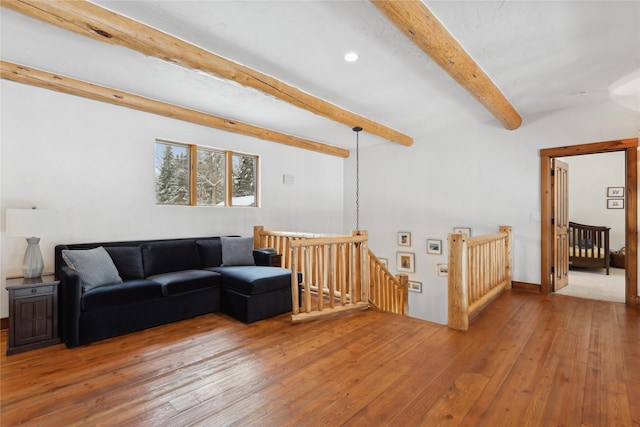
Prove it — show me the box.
[448,226,512,331]
[254,226,409,322]
[369,250,409,315]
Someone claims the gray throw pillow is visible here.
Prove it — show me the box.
[220,236,255,266]
[62,246,123,291]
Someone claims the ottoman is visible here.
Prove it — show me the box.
[212,266,299,323]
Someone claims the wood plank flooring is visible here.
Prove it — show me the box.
[1,290,638,426]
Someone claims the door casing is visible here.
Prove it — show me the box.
[540,138,638,307]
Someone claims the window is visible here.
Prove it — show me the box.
[155,139,259,207]
[196,147,226,206]
[155,141,190,205]
[232,153,258,207]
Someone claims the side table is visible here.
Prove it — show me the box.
[6,274,61,355]
[270,253,283,267]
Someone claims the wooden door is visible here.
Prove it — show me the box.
[552,159,569,291]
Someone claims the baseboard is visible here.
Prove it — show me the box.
[1,317,8,331]
[512,281,541,293]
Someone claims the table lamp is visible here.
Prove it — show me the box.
[6,207,58,278]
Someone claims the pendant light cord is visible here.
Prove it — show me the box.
[353,126,362,231]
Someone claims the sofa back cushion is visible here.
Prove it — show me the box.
[142,240,200,277]
[105,246,145,280]
[196,239,223,268]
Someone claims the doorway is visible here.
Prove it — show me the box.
[556,153,626,302]
[540,138,638,308]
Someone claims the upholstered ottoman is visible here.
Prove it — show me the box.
[212,266,298,323]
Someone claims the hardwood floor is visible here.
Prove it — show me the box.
[1,290,638,426]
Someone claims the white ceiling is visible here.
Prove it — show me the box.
[2,1,639,151]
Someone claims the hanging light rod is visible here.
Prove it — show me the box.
[353,126,362,231]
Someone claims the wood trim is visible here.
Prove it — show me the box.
[225,151,233,207]
[0,317,8,331]
[189,145,197,206]
[372,0,522,130]
[512,281,542,293]
[3,0,413,147]
[540,138,638,309]
[540,138,638,157]
[1,60,349,158]
[625,144,638,307]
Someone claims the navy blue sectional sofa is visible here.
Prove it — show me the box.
[54,236,297,348]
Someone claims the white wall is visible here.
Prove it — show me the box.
[2,80,638,323]
[0,80,345,317]
[561,152,626,250]
[345,101,639,324]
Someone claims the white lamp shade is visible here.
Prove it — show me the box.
[6,208,58,237]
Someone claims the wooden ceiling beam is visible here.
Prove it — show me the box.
[2,0,413,146]
[1,60,350,158]
[373,0,523,130]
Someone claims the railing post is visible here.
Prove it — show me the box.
[253,225,264,249]
[291,244,300,315]
[448,233,469,331]
[396,274,409,316]
[500,226,512,289]
[353,230,369,304]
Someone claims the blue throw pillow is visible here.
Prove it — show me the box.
[62,246,123,291]
[220,237,255,266]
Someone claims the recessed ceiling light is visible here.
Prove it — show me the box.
[344,52,359,62]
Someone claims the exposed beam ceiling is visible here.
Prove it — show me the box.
[373,0,522,130]
[1,60,350,158]
[2,0,414,147]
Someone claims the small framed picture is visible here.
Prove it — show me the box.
[397,252,415,273]
[397,232,411,246]
[453,227,471,236]
[607,199,624,209]
[408,281,422,293]
[437,263,449,277]
[379,258,388,268]
[607,187,624,198]
[427,239,442,255]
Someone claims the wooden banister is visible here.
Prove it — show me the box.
[254,226,409,321]
[448,226,512,331]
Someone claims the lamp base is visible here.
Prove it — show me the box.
[23,237,44,278]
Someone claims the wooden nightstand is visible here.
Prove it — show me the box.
[270,253,283,267]
[6,274,61,355]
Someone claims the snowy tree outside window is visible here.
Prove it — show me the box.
[232,154,257,207]
[155,142,189,205]
[196,148,226,206]
[155,140,259,207]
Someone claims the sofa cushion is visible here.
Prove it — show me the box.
[220,236,255,266]
[148,270,222,296]
[81,279,163,311]
[142,240,200,277]
[196,239,223,268]
[212,266,292,295]
[62,246,123,292]
[105,246,144,280]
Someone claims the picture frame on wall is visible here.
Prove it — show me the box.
[397,232,411,246]
[427,239,442,255]
[453,227,472,236]
[437,263,449,277]
[607,187,624,198]
[408,281,422,293]
[607,198,624,209]
[379,258,388,268]
[396,252,415,273]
